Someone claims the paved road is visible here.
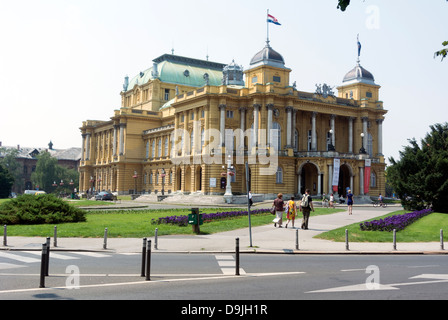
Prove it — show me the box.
[1,252,447,301]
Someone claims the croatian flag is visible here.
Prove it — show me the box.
[267,14,281,26]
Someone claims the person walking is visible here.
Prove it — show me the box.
[300,189,314,230]
[272,193,285,228]
[346,189,354,215]
[285,196,297,228]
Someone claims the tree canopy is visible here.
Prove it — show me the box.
[387,123,448,213]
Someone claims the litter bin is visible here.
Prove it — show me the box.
[188,208,203,234]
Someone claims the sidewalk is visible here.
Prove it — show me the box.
[1,204,446,254]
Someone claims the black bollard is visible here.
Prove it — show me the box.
[235,238,240,276]
[39,243,47,288]
[141,238,147,277]
[145,240,152,281]
[45,237,50,276]
[3,225,6,247]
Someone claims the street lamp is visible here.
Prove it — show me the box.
[224,155,233,197]
[160,168,166,195]
[360,132,367,154]
[328,129,335,151]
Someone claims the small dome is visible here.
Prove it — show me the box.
[222,60,244,86]
[343,63,376,85]
[250,44,285,68]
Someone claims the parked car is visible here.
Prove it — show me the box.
[95,191,114,201]
[24,190,46,195]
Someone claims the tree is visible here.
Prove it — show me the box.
[0,147,23,192]
[31,152,60,192]
[0,164,14,198]
[31,151,79,194]
[387,123,448,213]
[336,0,448,61]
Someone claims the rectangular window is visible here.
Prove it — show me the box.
[252,76,258,83]
[273,76,281,82]
[226,110,234,118]
[164,89,170,101]
[366,92,373,98]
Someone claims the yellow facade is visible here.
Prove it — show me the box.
[79,45,387,201]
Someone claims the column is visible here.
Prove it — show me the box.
[311,112,317,151]
[81,134,86,161]
[348,117,354,153]
[359,166,365,196]
[318,173,322,196]
[239,107,246,149]
[119,123,126,155]
[253,104,260,147]
[85,133,91,160]
[328,164,333,195]
[286,106,293,148]
[376,119,384,156]
[113,125,118,157]
[219,104,226,147]
[292,109,297,150]
[266,104,273,146]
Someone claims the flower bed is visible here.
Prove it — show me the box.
[359,209,433,232]
[151,208,270,227]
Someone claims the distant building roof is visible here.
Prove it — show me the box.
[0,145,81,161]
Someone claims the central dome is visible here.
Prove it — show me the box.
[250,44,285,68]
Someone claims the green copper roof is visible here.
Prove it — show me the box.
[124,54,226,92]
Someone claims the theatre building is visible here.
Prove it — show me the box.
[79,41,387,201]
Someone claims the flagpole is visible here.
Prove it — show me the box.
[266,9,270,46]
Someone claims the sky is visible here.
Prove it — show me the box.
[0,0,447,164]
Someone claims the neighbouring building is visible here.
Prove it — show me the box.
[0,141,81,194]
[79,40,387,201]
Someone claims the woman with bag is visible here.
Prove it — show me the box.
[272,193,285,228]
[285,197,297,228]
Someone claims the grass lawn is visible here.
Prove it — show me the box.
[316,210,448,243]
[4,207,343,238]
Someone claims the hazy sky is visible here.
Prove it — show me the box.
[1,0,447,164]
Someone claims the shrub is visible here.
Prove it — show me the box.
[0,194,86,225]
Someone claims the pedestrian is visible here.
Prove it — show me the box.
[329,193,335,209]
[285,196,297,228]
[300,189,314,230]
[272,193,285,228]
[347,189,354,215]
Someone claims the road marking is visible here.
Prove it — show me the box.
[214,255,246,275]
[306,274,448,293]
[24,251,80,260]
[0,251,40,263]
[0,271,306,295]
[0,263,26,270]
